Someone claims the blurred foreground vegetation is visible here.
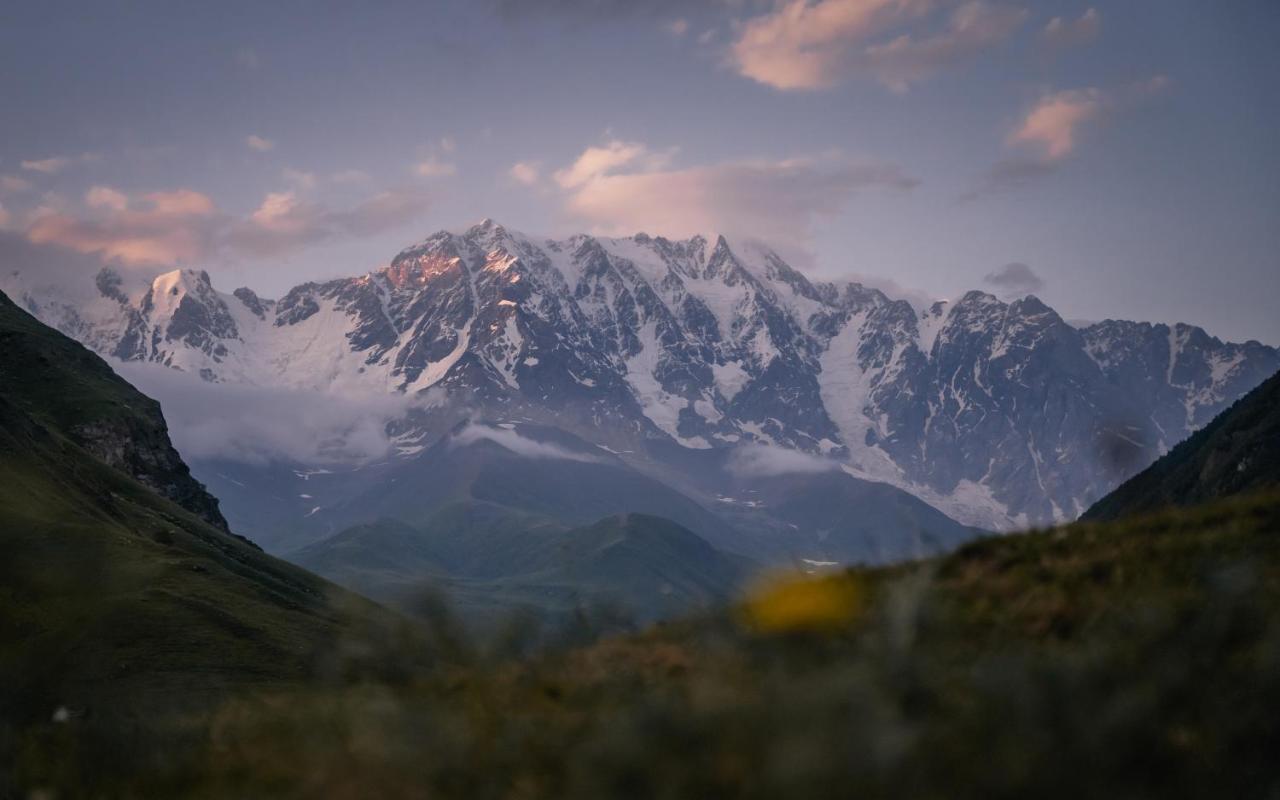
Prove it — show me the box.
[9,491,1280,799]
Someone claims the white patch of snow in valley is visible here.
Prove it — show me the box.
[623,320,701,444]
[817,313,900,481]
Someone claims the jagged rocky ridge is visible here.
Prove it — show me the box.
[7,220,1278,529]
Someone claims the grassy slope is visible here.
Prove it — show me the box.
[1085,368,1280,521]
[89,490,1279,799]
[0,362,422,794]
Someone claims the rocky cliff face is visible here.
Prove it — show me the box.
[65,416,228,532]
[0,289,229,531]
[7,220,1277,529]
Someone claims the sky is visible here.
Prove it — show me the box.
[1,0,1277,344]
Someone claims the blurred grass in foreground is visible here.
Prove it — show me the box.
[9,491,1280,799]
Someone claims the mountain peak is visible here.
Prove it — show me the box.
[150,268,213,295]
[466,217,505,237]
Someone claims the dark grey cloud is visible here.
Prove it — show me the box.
[983,262,1045,298]
[0,230,120,290]
[958,156,1059,203]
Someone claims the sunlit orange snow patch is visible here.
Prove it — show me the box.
[740,572,863,634]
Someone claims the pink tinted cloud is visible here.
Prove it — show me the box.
[728,0,1022,92]
[21,156,72,174]
[26,188,217,265]
[25,184,430,266]
[964,76,1170,201]
[1042,8,1099,54]
[555,140,915,252]
[1008,77,1169,161]
[225,188,431,258]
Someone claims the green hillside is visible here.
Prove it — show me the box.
[1085,368,1280,521]
[293,505,750,624]
[0,292,422,794]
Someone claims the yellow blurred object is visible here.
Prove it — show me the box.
[741,573,864,633]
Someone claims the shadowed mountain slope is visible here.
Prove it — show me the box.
[1084,369,1280,521]
[0,291,418,792]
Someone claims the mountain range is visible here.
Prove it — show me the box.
[6,219,1277,541]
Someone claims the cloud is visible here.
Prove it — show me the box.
[957,156,1055,202]
[333,190,433,236]
[21,156,72,174]
[728,0,1024,92]
[246,134,275,152]
[1008,77,1168,162]
[412,137,458,178]
[509,161,542,186]
[147,189,216,215]
[1041,7,1099,54]
[84,186,128,212]
[1007,87,1104,161]
[331,169,372,185]
[282,168,319,190]
[0,230,124,292]
[225,188,431,258]
[450,423,598,462]
[26,189,218,266]
[727,443,840,477]
[1,175,33,193]
[845,271,939,311]
[553,140,674,189]
[965,76,1170,200]
[983,262,1043,297]
[667,18,690,36]
[413,157,457,178]
[116,362,411,465]
[860,2,1028,92]
[24,184,430,266]
[553,139,915,251]
[0,204,10,230]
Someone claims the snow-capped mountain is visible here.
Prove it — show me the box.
[7,219,1277,530]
